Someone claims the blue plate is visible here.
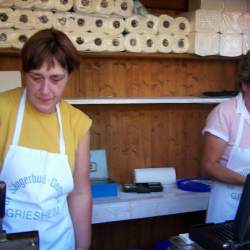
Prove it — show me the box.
[176,177,211,192]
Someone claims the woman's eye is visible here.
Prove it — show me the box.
[51,77,61,82]
[31,76,43,82]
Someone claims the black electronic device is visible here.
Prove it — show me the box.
[202,91,239,98]
[189,174,250,250]
[122,182,163,193]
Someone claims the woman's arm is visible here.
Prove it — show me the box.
[68,131,92,250]
[201,133,245,185]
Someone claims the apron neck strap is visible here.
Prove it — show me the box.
[12,88,66,154]
[56,104,65,154]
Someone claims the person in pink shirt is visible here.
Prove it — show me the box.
[201,51,250,223]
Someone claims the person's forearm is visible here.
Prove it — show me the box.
[68,192,92,250]
[202,162,246,185]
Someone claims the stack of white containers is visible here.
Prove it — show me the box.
[0,0,193,54]
[186,0,250,57]
[67,0,133,52]
[0,0,133,51]
[0,0,73,49]
[124,14,191,53]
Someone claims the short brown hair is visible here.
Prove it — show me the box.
[21,28,80,74]
[237,51,250,87]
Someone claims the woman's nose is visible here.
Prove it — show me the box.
[40,80,50,94]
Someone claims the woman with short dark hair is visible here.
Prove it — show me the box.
[0,28,92,250]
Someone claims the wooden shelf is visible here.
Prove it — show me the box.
[0,48,242,61]
[66,96,230,105]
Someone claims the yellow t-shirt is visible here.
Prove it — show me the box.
[0,87,92,171]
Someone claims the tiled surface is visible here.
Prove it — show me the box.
[92,184,209,224]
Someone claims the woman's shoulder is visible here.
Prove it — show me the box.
[213,96,238,116]
[0,87,22,99]
[60,99,92,125]
[0,87,22,111]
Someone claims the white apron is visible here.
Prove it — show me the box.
[0,89,75,250]
[206,96,250,223]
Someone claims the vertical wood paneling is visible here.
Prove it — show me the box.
[65,58,238,98]
[77,104,214,183]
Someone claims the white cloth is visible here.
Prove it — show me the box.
[0,89,75,250]
[206,93,250,223]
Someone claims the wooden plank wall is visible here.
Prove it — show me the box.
[0,55,238,184]
[70,58,237,184]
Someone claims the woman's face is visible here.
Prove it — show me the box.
[25,59,69,114]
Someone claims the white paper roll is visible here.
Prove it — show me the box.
[104,16,124,35]
[34,0,55,10]
[114,0,133,17]
[142,34,157,53]
[0,28,14,48]
[219,33,242,57]
[188,32,219,56]
[53,11,76,32]
[88,32,108,51]
[14,0,34,9]
[33,10,53,30]
[133,167,176,185]
[66,31,89,51]
[74,13,92,32]
[73,0,94,13]
[54,0,73,11]
[173,16,191,35]
[220,11,242,34]
[11,29,35,49]
[14,9,35,30]
[158,14,175,34]
[142,14,158,35]
[106,34,125,51]
[125,14,144,34]
[94,0,114,15]
[172,34,189,53]
[156,33,173,53]
[0,0,14,8]
[124,33,142,52]
[0,8,15,28]
[90,15,106,33]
